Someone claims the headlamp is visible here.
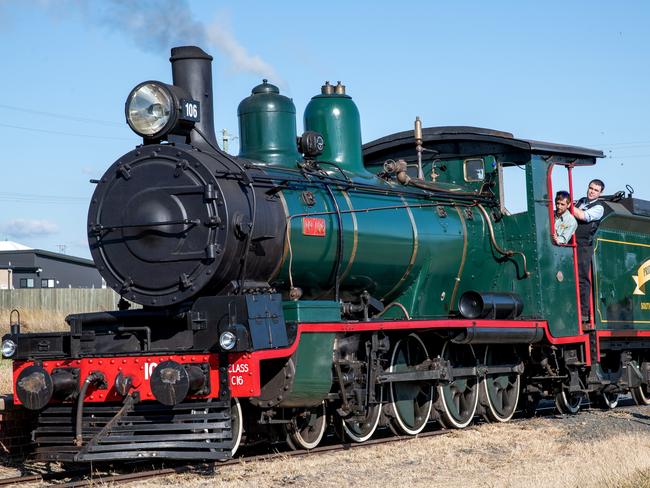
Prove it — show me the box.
[2,339,17,358]
[219,331,237,351]
[125,81,200,140]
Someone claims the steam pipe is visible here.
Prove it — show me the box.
[414,116,424,179]
[476,204,530,278]
[74,372,106,446]
[170,46,219,151]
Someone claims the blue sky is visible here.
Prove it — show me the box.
[0,1,648,258]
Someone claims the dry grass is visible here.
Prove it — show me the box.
[618,468,650,488]
[131,414,650,488]
[0,360,11,395]
[0,308,69,334]
[0,403,647,486]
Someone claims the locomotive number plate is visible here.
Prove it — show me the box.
[180,99,200,121]
[302,217,326,236]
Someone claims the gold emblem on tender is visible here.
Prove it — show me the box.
[632,258,650,295]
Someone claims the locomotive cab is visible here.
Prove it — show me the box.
[365,129,650,409]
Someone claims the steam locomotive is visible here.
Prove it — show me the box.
[3,46,649,462]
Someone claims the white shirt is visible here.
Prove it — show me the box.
[555,211,577,244]
[577,198,604,222]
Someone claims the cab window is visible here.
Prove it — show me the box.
[499,162,528,215]
[549,162,575,246]
[464,158,485,182]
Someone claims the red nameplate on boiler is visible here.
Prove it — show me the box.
[302,217,326,236]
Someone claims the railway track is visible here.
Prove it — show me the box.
[0,398,642,487]
[0,429,449,487]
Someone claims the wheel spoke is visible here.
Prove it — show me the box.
[453,390,462,415]
[396,399,415,425]
[458,389,471,416]
[495,387,504,411]
[632,384,650,406]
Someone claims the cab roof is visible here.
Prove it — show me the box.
[362,126,604,163]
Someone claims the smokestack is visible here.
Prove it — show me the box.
[169,46,219,151]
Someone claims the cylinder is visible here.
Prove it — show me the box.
[458,291,524,319]
[303,81,369,176]
[238,80,301,168]
[170,46,218,151]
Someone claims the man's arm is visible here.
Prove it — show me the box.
[574,203,604,222]
[573,206,586,220]
[555,225,571,244]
